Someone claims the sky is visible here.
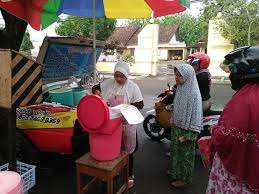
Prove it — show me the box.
[0,2,203,48]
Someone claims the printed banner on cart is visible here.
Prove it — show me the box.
[43,43,102,83]
[16,104,77,129]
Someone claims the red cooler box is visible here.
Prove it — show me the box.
[77,95,123,161]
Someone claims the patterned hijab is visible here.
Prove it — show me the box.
[173,64,203,133]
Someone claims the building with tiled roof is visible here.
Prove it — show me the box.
[105,25,187,61]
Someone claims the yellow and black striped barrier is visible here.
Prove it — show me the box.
[0,49,43,109]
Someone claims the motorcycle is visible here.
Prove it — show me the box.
[143,84,221,141]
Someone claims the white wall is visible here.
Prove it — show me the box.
[169,35,186,47]
[157,35,186,61]
[207,20,234,77]
[133,24,159,76]
[158,49,168,60]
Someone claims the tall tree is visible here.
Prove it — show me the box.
[202,0,259,46]
[55,16,116,41]
[160,14,206,46]
[20,31,34,53]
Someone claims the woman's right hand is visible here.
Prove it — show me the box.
[179,136,188,143]
[179,136,197,143]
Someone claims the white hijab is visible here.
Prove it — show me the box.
[173,64,203,133]
[114,61,130,78]
[101,61,143,104]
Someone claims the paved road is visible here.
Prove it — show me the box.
[30,75,234,194]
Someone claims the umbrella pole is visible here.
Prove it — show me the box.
[92,0,97,84]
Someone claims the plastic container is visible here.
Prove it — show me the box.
[49,88,74,106]
[77,95,123,161]
[73,87,87,107]
[109,108,122,119]
[0,161,36,193]
[89,122,122,161]
[197,136,213,168]
[24,128,74,154]
[0,171,22,194]
[110,104,144,124]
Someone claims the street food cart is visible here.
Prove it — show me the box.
[0,37,105,166]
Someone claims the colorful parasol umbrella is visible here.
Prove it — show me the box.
[0,0,190,30]
[0,0,190,83]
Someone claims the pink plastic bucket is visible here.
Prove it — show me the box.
[89,119,122,161]
[77,95,109,132]
[77,95,123,161]
[0,171,22,194]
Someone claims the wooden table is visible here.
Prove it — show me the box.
[76,152,129,194]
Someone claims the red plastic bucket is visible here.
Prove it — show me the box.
[77,95,123,161]
[89,118,122,161]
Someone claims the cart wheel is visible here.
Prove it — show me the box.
[16,130,40,164]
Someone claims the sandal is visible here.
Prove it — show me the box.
[171,181,189,188]
[128,176,135,189]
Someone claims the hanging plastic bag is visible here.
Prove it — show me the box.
[197,136,214,168]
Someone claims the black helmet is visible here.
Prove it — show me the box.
[221,46,259,90]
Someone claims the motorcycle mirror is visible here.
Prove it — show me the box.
[167,83,171,88]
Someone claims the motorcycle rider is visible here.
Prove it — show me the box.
[187,53,212,114]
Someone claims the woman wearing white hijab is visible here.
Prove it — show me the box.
[170,64,203,188]
[92,61,144,188]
